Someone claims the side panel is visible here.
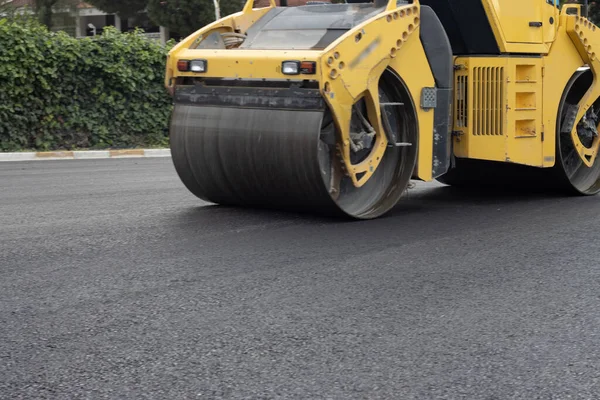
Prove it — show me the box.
[479,0,555,54]
[489,0,544,44]
[506,58,544,165]
[452,56,545,166]
[453,57,507,161]
[389,34,436,181]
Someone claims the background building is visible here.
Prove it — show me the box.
[1,0,332,44]
[0,0,169,43]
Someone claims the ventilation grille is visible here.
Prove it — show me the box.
[472,66,504,136]
[455,75,468,128]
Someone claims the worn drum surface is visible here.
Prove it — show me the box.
[169,103,347,216]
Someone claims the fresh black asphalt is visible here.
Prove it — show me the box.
[1,158,600,399]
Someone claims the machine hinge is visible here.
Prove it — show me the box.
[451,130,463,141]
[453,64,466,70]
[541,125,544,141]
[542,66,545,77]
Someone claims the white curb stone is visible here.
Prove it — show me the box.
[0,152,37,161]
[0,149,172,162]
[143,149,171,157]
[73,151,110,159]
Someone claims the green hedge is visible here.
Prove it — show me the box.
[0,18,173,151]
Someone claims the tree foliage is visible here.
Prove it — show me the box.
[0,19,173,151]
[560,0,600,24]
[146,0,245,36]
[88,0,245,36]
[86,0,149,18]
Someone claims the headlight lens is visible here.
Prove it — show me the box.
[190,60,207,73]
[282,61,300,75]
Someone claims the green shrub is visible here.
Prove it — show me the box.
[0,19,174,151]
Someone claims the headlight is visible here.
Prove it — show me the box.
[282,61,316,75]
[190,59,207,73]
[282,61,300,75]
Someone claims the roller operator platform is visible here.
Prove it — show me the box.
[164,0,600,219]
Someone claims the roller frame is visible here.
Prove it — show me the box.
[318,1,421,187]
[565,9,600,167]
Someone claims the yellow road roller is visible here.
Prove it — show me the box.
[165,0,600,219]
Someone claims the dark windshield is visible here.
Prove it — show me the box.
[239,4,385,50]
[243,29,346,50]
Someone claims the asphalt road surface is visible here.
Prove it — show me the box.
[2,158,600,399]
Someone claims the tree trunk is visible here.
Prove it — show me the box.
[41,5,53,28]
[35,0,56,29]
[213,0,220,20]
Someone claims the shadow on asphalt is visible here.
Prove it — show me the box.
[172,183,574,228]
[400,184,570,205]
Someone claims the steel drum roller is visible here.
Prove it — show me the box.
[169,73,417,219]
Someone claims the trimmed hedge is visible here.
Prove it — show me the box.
[0,18,173,151]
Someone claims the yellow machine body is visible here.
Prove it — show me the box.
[166,0,436,183]
[165,0,600,219]
[450,3,599,169]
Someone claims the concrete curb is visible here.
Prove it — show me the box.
[0,148,171,162]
